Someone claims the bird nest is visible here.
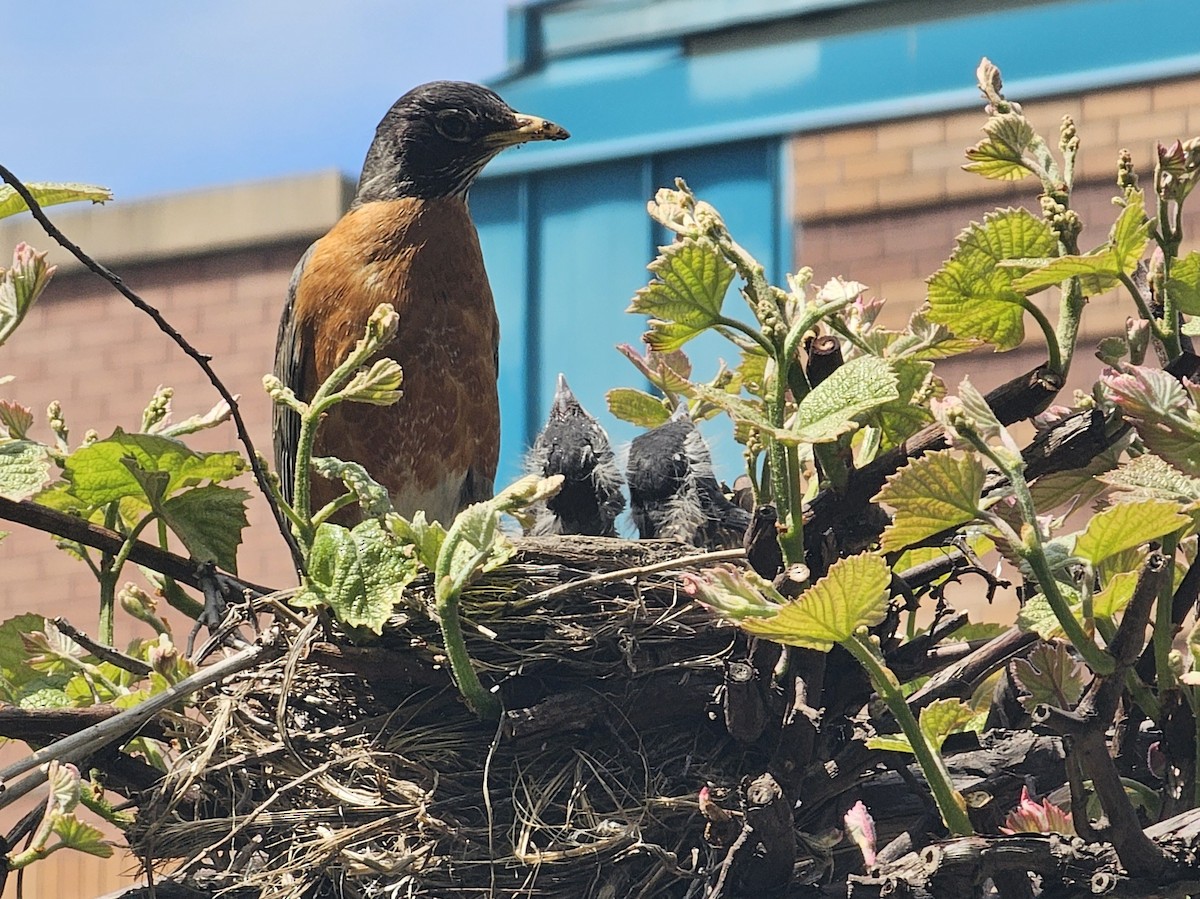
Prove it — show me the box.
[131,536,752,899]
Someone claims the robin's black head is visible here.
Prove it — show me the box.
[356,81,569,203]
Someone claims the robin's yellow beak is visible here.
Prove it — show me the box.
[484,114,570,148]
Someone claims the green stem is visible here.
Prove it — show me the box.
[434,520,503,720]
[974,437,1115,676]
[1119,271,1171,347]
[311,492,361,528]
[1019,297,1063,376]
[1154,532,1180,690]
[98,515,158,645]
[844,635,974,836]
[716,315,775,358]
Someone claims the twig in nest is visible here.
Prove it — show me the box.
[54,617,152,676]
[0,634,278,811]
[0,165,305,578]
[527,547,746,603]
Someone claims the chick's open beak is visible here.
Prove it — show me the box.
[485,113,570,148]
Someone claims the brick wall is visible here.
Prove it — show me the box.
[1,241,312,623]
[792,72,1200,346]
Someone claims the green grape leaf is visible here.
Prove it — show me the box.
[1010,252,1122,296]
[876,450,986,553]
[51,816,113,858]
[1016,584,1082,641]
[919,698,976,752]
[0,439,51,501]
[859,360,938,452]
[0,614,48,696]
[892,312,982,361]
[740,553,890,651]
[962,113,1037,181]
[1103,364,1200,473]
[1010,641,1087,713]
[606,387,672,428]
[299,519,420,633]
[61,429,245,508]
[438,500,515,589]
[388,511,446,571]
[866,733,914,753]
[1013,191,1149,296]
[865,699,974,755]
[1098,453,1200,503]
[341,358,403,406]
[926,208,1057,350]
[312,457,392,517]
[629,237,736,351]
[1073,499,1189,564]
[789,356,900,444]
[159,486,250,573]
[1168,251,1200,315]
[0,182,112,220]
[1093,568,1139,621]
[1111,190,1152,274]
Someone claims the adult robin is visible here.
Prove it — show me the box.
[273,81,568,525]
[627,405,751,549]
[525,373,625,537]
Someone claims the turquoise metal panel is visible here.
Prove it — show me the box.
[530,159,654,481]
[470,177,531,487]
[649,138,785,487]
[474,139,784,486]
[488,0,1200,177]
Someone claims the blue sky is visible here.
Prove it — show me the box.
[3,1,510,200]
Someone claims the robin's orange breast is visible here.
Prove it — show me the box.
[291,196,500,524]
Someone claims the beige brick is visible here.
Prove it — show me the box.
[911,140,974,174]
[943,111,987,142]
[821,126,876,157]
[842,149,911,181]
[1152,77,1200,112]
[1082,84,1153,121]
[791,135,826,163]
[876,117,944,151]
[821,180,880,215]
[791,156,844,189]
[877,172,946,208]
[1116,110,1188,146]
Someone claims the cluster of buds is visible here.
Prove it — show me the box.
[1039,192,1082,246]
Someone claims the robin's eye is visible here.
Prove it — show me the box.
[435,111,472,142]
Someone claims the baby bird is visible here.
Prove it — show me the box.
[626,405,751,549]
[525,374,625,536]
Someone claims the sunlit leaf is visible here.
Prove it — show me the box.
[61,429,245,508]
[926,208,1056,350]
[740,553,891,651]
[298,519,420,633]
[1168,251,1200,315]
[0,182,111,220]
[876,450,986,553]
[789,356,900,444]
[1098,453,1200,503]
[1074,499,1189,564]
[0,439,50,501]
[918,698,976,751]
[159,486,250,573]
[963,113,1037,181]
[1010,641,1086,713]
[629,237,736,351]
[606,387,671,428]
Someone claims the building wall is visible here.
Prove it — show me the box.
[792,72,1200,361]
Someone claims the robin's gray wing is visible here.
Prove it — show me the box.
[273,242,317,507]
